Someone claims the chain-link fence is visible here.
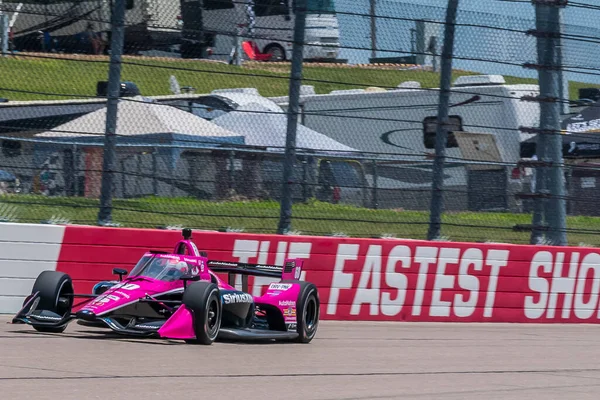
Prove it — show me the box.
[1,0,600,245]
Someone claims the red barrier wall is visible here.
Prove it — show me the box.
[56,225,600,323]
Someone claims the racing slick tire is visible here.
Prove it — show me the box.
[28,271,74,333]
[182,281,222,345]
[283,280,320,343]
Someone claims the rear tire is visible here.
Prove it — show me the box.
[29,271,74,333]
[182,281,222,345]
[283,280,320,343]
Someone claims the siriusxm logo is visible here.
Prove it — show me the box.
[222,293,253,305]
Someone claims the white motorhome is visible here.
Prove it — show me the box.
[182,0,340,61]
[270,75,541,211]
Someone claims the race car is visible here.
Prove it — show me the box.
[12,229,320,345]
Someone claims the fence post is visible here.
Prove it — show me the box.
[0,13,8,56]
[370,0,377,60]
[97,0,126,225]
[532,0,567,246]
[277,0,307,234]
[557,7,569,116]
[228,150,235,192]
[427,0,459,241]
[371,160,378,209]
[152,147,158,196]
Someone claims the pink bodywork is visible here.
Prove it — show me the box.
[77,238,305,340]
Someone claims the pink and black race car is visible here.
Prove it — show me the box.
[12,229,319,345]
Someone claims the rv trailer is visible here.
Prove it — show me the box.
[4,0,181,54]
[270,75,541,211]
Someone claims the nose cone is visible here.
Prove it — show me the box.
[76,309,97,322]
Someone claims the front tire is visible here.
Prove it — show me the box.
[183,281,222,345]
[29,271,74,333]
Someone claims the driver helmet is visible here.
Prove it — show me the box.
[176,261,189,274]
[147,257,168,276]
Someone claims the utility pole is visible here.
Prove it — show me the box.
[427,0,459,241]
[97,0,126,225]
[370,0,377,60]
[277,0,307,234]
[531,0,567,245]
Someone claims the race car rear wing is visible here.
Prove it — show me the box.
[207,258,303,292]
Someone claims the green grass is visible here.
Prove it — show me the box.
[2,56,600,246]
[1,55,598,101]
[2,195,600,246]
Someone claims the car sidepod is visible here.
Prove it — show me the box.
[254,280,321,342]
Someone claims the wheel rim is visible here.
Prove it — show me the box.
[304,294,318,334]
[205,297,219,338]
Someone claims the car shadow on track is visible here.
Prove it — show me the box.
[7,329,181,346]
[6,329,307,347]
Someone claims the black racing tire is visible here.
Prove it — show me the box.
[30,271,74,333]
[182,281,222,345]
[264,44,286,61]
[283,280,320,343]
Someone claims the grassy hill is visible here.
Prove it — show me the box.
[1,195,600,246]
[0,53,598,101]
[2,53,600,246]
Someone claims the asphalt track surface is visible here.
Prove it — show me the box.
[1,316,600,399]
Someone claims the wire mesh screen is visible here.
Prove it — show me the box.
[1,0,600,245]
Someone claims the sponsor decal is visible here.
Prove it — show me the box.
[286,323,297,330]
[567,118,600,133]
[209,261,235,267]
[279,300,296,307]
[134,324,160,330]
[284,307,296,317]
[255,264,283,272]
[114,290,131,299]
[90,294,119,306]
[122,284,139,291]
[222,292,254,304]
[269,283,293,291]
[190,242,200,256]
